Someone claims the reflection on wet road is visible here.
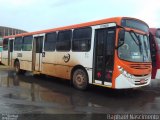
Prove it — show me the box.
[0,65,160,114]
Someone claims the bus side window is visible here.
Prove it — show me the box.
[44,32,57,51]
[14,37,23,51]
[72,27,92,52]
[3,38,9,51]
[22,36,33,51]
[56,30,72,51]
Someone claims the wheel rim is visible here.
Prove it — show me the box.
[74,71,86,86]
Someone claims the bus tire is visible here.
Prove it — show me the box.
[72,69,88,90]
[14,61,25,74]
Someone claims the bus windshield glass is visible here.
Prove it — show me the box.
[118,31,151,62]
[121,19,149,33]
[156,29,160,50]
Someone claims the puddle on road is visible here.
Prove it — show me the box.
[0,68,160,113]
[0,70,72,106]
[3,93,27,100]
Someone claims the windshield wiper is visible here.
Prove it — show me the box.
[129,30,140,45]
[129,30,142,54]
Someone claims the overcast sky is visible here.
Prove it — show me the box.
[0,0,160,32]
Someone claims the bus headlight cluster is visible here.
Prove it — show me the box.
[118,66,133,79]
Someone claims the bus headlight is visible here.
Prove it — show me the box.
[118,66,133,79]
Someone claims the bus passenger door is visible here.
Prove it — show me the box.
[8,39,13,66]
[32,36,44,72]
[94,28,115,86]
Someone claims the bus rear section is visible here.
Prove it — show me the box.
[149,28,160,79]
[2,17,152,90]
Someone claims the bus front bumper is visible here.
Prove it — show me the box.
[115,74,151,89]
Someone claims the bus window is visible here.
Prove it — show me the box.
[44,32,57,51]
[22,36,33,51]
[156,29,160,38]
[155,38,160,51]
[106,31,115,55]
[35,36,43,53]
[3,38,8,51]
[72,27,92,52]
[155,29,160,50]
[56,30,71,51]
[14,37,23,51]
[121,19,149,32]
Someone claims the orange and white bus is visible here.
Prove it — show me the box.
[2,17,152,90]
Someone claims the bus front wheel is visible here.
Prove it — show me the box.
[72,69,88,90]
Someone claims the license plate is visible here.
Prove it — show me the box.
[140,79,145,84]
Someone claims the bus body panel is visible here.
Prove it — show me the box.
[2,51,8,65]
[20,51,32,71]
[12,51,32,71]
[41,51,94,79]
[41,52,57,77]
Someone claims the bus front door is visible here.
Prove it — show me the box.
[32,36,43,72]
[94,28,115,87]
[8,39,13,66]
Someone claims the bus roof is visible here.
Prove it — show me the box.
[4,17,147,39]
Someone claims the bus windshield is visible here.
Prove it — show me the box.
[155,29,160,50]
[118,31,151,62]
[121,19,149,33]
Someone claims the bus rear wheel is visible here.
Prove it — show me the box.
[14,61,25,74]
[72,69,88,90]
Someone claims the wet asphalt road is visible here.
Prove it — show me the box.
[0,65,160,119]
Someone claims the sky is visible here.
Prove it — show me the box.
[0,0,160,32]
